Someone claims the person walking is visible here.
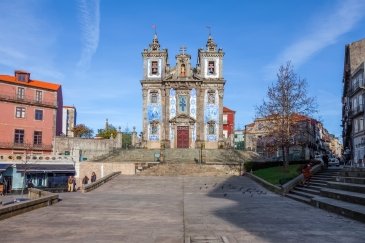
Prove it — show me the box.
[302,163,312,186]
[91,172,97,183]
[82,175,89,185]
[72,176,77,192]
[67,176,73,192]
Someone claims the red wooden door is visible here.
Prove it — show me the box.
[177,126,189,148]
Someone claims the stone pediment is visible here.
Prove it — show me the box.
[169,113,196,124]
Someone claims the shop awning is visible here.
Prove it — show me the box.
[0,164,12,172]
[16,164,75,173]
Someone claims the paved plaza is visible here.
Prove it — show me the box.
[1,175,365,242]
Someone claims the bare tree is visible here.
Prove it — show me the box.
[256,62,317,167]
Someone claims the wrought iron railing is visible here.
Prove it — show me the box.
[0,93,57,108]
[0,142,52,151]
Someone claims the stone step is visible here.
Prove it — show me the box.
[316,171,341,175]
[320,188,365,206]
[327,181,365,193]
[311,175,336,181]
[310,179,329,184]
[306,185,324,191]
[290,189,316,199]
[311,196,365,223]
[337,176,365,184]
[295,186,321,195]
[286,193,312,204]
[309,181,328,187]
[340,171,365,177]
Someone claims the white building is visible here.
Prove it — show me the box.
[62,106,77,137]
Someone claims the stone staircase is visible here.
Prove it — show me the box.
[94,148,258,164]
[286,167,365,223]
[100,149,161,162]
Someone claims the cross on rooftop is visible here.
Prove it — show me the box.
[180,46,187,55]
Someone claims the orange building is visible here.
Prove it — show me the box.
[0,70,63,154]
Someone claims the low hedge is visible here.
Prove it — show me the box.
[244,160,319,172]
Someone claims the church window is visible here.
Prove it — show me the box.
[151,123,158,134]
[208,123,215,135]
[208,91,215,104]
[150,92,158,103]
[181,64,186,77]
[208,61,215,75]
[151,61,158,75]
[178,95,188,113]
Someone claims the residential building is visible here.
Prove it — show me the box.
[62,106,77,137]
[223,106,235,147]
[234,130,244,150]
[141,34,225,149]
[0,70,63,154]
[342,38,365,163]
[244,114,319,160]
[328,134,343,157]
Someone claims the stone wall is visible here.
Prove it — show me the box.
[78,162,135,185]
[54,135,122,161]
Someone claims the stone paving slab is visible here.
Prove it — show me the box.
[1,175,365,242]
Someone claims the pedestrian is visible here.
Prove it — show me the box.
[27,179,34,188]
[91,172,97,183]
[67,176,73,192]
[323,154,329,168]
[82,175,89,185]
[302,163,312,186]
[72,176,77,192]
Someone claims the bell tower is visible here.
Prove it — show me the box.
[142,34,168,80]
[141,34,169,149]
[197,35,224,80]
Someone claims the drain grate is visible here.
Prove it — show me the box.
[186,235,229,243]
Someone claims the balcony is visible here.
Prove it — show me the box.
[0,92,57,109]
[350,104,364,117]
[350,79,365,95]
[0,142,53,151]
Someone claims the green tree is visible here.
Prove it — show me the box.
[96,124,118,139]
[72,124,94,138]
[122,133,132,149]
[256,62,317,167]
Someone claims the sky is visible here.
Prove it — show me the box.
[1,0,365,139]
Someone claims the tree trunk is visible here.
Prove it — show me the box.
[283,146,289,168]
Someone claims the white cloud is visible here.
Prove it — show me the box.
[77,0,100,70]
[265,0,365,78]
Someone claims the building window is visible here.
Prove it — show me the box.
[14,129,24,144]
[35,109,43,120]
[16,107,26,118]
[208,123,215,135]
[150,92,158,103]
[208,91,215,104]
[35,90,42,102]
[17,87,25,99]
[33,131,42,145]
[151,61,158,75]
[223,114,228,124]
[360,118,364,131]
[18,74,26,82]
[151,123,158,135]
[181,64,186,76]
[208,61,215,75]
[178,95,188,113]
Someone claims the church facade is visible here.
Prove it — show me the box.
[141,34,225,149]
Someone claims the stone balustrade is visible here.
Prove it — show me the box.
[0,188,59,220]
[82,171,121,193]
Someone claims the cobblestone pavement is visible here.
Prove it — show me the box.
[1,175,365,243]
